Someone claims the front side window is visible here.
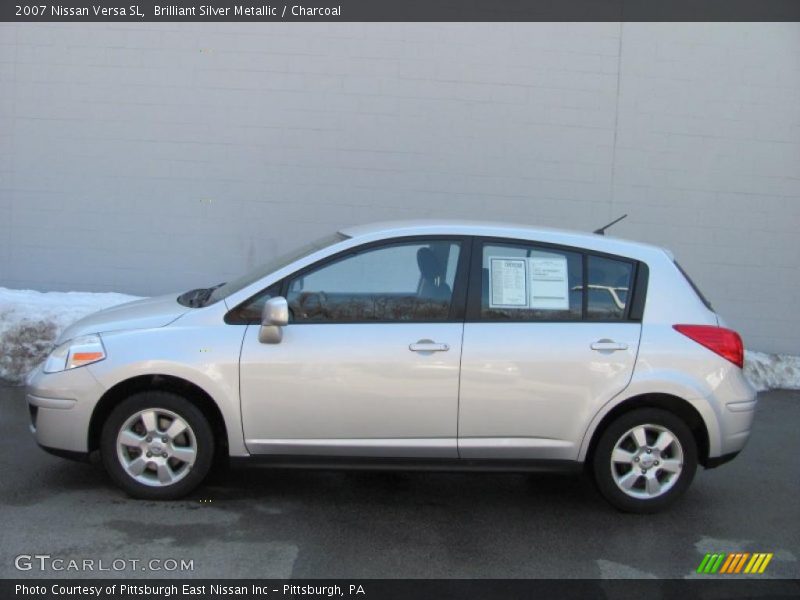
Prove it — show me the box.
[287,240,461,323]
[480,242,583,321]
[226,283,281,324]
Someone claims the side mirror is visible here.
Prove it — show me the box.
[259,296,289,344]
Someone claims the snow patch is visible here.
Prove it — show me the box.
[0,287,142,384]
[744,350,800,392]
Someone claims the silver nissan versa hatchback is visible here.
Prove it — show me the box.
[26,221,756,512]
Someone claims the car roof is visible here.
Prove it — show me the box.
[339,220,669,259]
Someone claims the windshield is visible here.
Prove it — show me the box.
[203,232,348,306]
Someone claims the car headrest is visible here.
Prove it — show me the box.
[417,247,443,280]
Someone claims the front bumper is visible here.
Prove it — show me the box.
[26,363,106,454]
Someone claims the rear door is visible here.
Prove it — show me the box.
[458,238,643,460]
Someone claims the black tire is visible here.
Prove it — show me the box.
[100,391,214,500]
[592,408,698,513]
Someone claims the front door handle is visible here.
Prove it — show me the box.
[409,339,450,352]
[591,339,629,352]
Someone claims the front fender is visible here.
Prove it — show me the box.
[87,325,249,456]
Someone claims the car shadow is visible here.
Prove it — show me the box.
[199,464,604,513]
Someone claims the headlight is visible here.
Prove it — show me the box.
[43,334,106,373]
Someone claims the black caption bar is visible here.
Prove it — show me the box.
[4,579,800,600]
[2,0,800,22]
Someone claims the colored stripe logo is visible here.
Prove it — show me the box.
[697,553,773,574]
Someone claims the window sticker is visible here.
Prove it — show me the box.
[489,258,528,308]
[530,256,569,310]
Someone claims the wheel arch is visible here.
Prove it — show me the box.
[582,393,711,468]
[88,374,229,462]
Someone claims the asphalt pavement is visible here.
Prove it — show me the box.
[1,385,797,579]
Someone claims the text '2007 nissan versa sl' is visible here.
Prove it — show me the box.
[26,220,756,513]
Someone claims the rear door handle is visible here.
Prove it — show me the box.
[409,340,450,352]
[591,339,629,352]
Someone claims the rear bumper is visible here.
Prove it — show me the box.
[704,451,741,469]
[716,395,757,457]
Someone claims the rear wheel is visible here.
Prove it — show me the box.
[100,391,214,500]
[592,408,697,513]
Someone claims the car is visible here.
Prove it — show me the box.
[25,220,757,512]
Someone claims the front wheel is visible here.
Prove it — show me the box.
[592,408,697,513]
[101,391,214,500]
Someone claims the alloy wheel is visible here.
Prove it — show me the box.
[610,423,684,499]
[116,408,197,487]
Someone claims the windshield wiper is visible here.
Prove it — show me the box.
[177,283,226,308]
[177,288,208,308]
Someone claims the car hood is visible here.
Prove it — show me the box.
[57,293,190,343]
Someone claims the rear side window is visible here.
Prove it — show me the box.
[473,240,642,322]
[674,261,713,310]
[586,255,634,320]
[480,243,583,321]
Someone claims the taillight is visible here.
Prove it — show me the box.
[673,324,744,368]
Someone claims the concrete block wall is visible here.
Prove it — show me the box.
[0,23,798,353]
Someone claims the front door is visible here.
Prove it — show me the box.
[239,238,467,458]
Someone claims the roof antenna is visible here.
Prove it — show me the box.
[594,214,628,236]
